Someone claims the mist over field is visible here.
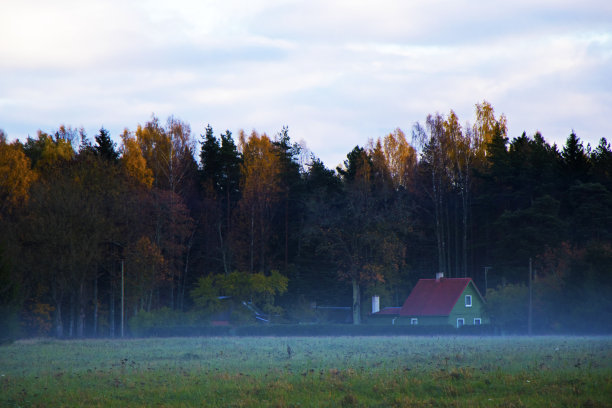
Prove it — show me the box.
[1,335,611,407]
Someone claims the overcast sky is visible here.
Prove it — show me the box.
[1,0,611,168]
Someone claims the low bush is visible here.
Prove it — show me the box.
[0,305,21,344]
[129,308,205,337]
[137,325,234,337]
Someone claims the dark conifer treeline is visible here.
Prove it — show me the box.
[1,102,611,337]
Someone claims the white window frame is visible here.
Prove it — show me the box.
[465,295,472,307]
[474,318,481,325]
[410,318,418,325]
[456,318,465,328]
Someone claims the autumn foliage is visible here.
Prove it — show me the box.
[1,102,611,337]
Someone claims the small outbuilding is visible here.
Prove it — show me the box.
[371,273,488,327]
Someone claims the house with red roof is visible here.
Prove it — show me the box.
[371,273,488,327]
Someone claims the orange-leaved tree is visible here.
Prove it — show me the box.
[381,128,418,191]
[235,130,282,274]
[0,133,37,217]
[120,129,154,189]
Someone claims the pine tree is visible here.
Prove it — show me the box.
[94,127,119,162]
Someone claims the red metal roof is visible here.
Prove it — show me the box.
[399,278,474,316]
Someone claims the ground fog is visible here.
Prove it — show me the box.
[1,336,610,407]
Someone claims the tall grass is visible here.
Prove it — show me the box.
[1,336,610,407]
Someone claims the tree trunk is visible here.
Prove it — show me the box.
[226,186,232,271]
[218,222,229,276]
[77,281,85,338]
[352,278,361,325]
[147,290,153,312]
[461,187,469,278]
[52,282,64,338]
[445,204,452,278]
[179,233,193,311]
[169,269,175,310]
[250,206,255,274]
[110,283,115,338]
[433,172,446,276]
[284,195,289,274]
[260,208,266,274]
[54,302,63,338]
[455,198,460,277]
[93,276,98,337]
[68,293,75,338]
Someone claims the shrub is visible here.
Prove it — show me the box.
[485,284,528,334]
[0,247,22,344]
[129,308,204,337]
[0,305,20,344]
[190,270,289,323]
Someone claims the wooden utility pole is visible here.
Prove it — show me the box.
[121,259,125,338]
[484,266,491,297]
[528,258,533,336]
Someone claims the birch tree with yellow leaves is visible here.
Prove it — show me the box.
[0,132,37,217]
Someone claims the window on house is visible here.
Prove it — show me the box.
[411,318,418,325]
[457,318,465,328]
[465,295,472,307]
[474,318,481,325]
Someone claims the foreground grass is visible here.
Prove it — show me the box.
[0,336,610,407]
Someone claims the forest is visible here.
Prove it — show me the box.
[1,101,611,338]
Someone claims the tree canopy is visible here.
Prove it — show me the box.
[1,102,611,337]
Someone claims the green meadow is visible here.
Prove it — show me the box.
[1,336,610,407]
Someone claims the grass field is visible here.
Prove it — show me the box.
[0,336,611,407]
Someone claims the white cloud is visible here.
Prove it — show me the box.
[0,0,611,165]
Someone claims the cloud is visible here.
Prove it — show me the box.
[0,0,611,167]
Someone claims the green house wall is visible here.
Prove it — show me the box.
[448,282,489,327]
